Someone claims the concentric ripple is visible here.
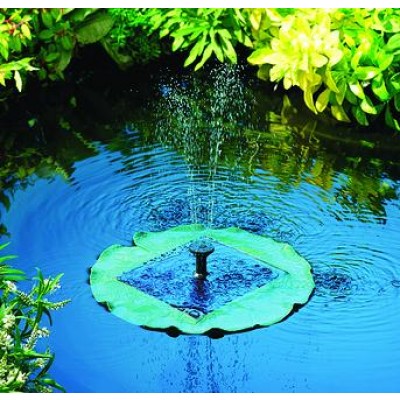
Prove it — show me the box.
[1,63,400,392]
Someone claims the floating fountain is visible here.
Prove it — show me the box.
[90,224,315,336]
[89,65,315,336]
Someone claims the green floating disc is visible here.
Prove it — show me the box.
[90,224,315,335]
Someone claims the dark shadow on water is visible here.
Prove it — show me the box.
[141,298,312,339]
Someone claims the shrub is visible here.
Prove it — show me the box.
[104,8,163,69]
[0,8,114,94]
[248,8,400,132]
[0,243,69,393]
[147,8,253,70]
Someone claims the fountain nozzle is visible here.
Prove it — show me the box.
[189,240,215,280]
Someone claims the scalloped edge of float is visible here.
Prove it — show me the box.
[90,224,315,335]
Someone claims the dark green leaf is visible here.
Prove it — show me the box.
[60,35,74,51]
[344,88,359,105]
[76,12,114,44]
[220,34,237,64]
[352,105,369,126]
[55,50,72,73]
[41,11,53,29]
[389,72,400,93]
[39,378,66,392]
[385,103,400,130]
[44,52,60,63]
[394,93,400,111]
[69,8,98,23]
[36,356,55,379]
[38,30,54,41]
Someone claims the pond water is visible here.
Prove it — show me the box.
[1,60,400,392]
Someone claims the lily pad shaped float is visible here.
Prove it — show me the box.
[90,224,314,335]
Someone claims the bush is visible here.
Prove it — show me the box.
[147,8,252,70]
[0,243,69,393]
[104,8,163,69]
[0,8,114,94]
[248,8,400,131]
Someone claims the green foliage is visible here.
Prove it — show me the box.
[0,8,114,92]
[148,8,252,70]
[0,10,38,91]
[0,243,69,393]
[248,8,400,132]
[104,9,163,69]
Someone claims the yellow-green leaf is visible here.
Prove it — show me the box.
[360,97,378,114]
[14,70,22,92]
[331,104,351,122]
[172,35,184,52]
[324,68,339,93]
[21,23,31,40]
[316,88,331,112]
[194,43,213,71]
[304,88,317,114]
[184,38,205,67]
[349,81,365,99]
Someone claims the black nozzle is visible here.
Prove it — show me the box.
[189,240,215,280]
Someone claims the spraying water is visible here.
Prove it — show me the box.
[154,64,254,228]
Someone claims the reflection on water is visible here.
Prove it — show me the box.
[1,61,400,392]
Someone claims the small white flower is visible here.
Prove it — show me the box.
[2,314,15,330]
[4,281,17,292]
[15,370,27,385]
[0,332,13,350]
[37,327,50,338]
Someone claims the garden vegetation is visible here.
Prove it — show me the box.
[1,7,400,393]
[1,8,400,131]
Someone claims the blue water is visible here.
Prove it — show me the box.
[119,239,281,318]
[1,64,400,392]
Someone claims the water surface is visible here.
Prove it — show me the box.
[1,62,400,392]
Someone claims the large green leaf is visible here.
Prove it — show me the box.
[386,33,400,52]
[76,11,114,45]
